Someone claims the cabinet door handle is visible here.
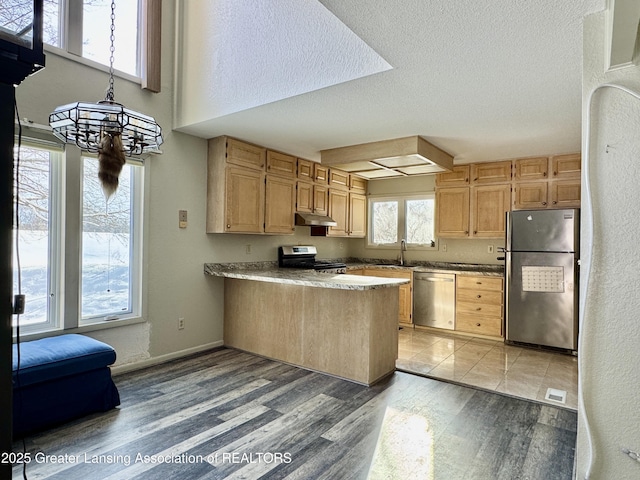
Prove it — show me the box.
[476,307,482,311]
[553,171,557,176]
[553,201,557,205]
[476,281,482,284]
[542,202,547,206]
[477,295,482,298]
[473,230,477,235]
[543,171,547,176]
[226,224,231,228]
[465,231,469,235]
[476,323,481,327]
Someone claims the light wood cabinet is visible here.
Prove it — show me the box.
[551,153,581,179]
[349,193,367,237]
[549,180,581,208]
[326,170,367,237]
[313,184,329,216]
[297,158,314,180]
[436,187,470,237]
[265,175,296,233]
[296,181,314,213]
[455,275,504,337]
[350,175,367,193]
[314,164,329,184]
[437,185,508,238]
[327,188,349,236]
[435,165,470,187]
[513,179,580,210]
[363,268,413,325]
[207,136,295,234]
[266,150,296,177]
[513,182,548,209]
[471,184,511,237]
[224,166,265,233]
[329,168,349,189]
[514,157,548,181]
[471,161,512,184]
[226,137,265,170]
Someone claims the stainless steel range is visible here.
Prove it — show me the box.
[278,246,347,274]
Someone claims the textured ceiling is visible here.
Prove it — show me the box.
[175,0,606,164]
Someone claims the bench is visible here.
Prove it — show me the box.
[12,334,121,437]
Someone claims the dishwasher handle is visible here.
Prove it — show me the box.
[415,276,454,282]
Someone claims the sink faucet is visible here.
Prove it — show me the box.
[399,238,406,266]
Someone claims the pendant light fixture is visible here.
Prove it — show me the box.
[49,0,163,196]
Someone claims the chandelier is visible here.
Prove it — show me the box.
[49,0,163,196]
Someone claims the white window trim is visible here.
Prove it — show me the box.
[367,193,437,250]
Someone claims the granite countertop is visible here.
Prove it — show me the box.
[204,263,409,291]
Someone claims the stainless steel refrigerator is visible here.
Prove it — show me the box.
[505,208,579,352]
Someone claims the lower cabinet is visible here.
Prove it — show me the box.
[455,275,504,337]
[352,268,413,325]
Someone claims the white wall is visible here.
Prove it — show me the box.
[577,11,640,480]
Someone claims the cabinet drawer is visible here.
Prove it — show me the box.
[435,165,470,186]
[456,288,503,305]
[456,313,502,336]
[456,301,503,317]
[456,276,503,292]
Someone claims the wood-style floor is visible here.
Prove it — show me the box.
[13,348,577,480]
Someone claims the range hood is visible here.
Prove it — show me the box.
[320,136,453,179]
[295,212,337,227]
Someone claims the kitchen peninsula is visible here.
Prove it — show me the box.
[204,263,408,385]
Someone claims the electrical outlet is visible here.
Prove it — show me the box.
[178,317,185,330]
[245,244,251,254]
[442,244,447,252]
[179,210,188,229]
[487,245,494,254]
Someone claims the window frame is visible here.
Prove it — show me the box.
[13,129,146,339]
[40,0,161,91]
[12,141,65,335]
[367,193,437,250]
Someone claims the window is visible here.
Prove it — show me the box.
[368,194,436,248]
[12,144,63,333]
[12,138,144,335]
[36,0,141,76]
[81,157,137,321]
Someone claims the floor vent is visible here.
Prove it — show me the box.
[545,388,567,404]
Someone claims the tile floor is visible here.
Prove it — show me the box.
[396,328,578,410]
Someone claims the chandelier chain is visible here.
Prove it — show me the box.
[106,0,116,102]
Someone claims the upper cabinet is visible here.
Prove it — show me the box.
[207,136,296,234]
[435,165,470,187]
[513,153,581,210]
[514,157,548,181]
[326,167,367,238]
[226,138,265,170]
[471,161,512,184]
[435,153,581,238]
[551,153,581,179]
[266,150,296,177]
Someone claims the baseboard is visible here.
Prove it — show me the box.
[110,340,224,376]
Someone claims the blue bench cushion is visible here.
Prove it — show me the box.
[12,334,117,388]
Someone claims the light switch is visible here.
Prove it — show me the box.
[179,210,188,228]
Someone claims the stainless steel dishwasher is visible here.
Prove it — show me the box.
[413,272,456,329]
